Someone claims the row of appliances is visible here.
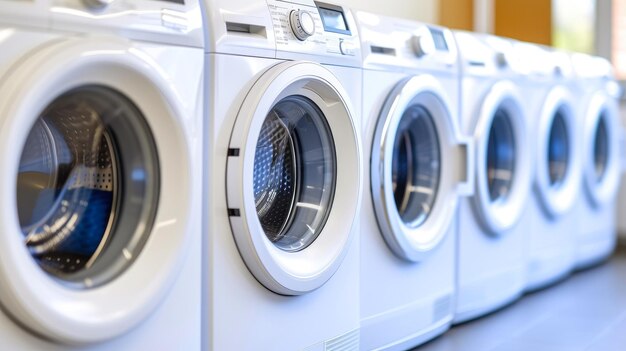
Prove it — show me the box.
[0,0,621,350]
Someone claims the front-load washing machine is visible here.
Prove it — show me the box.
[453,32,532,323]
[203,0,362,349]
[515,43,581,290]
[356,13,473,350]
[0,0,204,349]
[571,53,623,269]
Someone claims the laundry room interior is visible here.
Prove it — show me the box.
[0,0,624,350]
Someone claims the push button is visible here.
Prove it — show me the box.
[339,40,355,56]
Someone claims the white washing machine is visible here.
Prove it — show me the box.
[203,0,362,349]
[356,13,473,350]
[453,32,532,323]
[0,0,204,349]
[515,43,581,291]
[571,53,623,269]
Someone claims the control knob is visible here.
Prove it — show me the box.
[290,10,316,41]
[495,52,508,67]
[412,35,435,57]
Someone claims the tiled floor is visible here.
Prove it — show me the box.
[414,246,626,351]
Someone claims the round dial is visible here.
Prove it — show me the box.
[495,52,508,67]
[290,10,316,41]
[412,35,435,57]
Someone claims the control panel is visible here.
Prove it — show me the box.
[358,12,457,73]
[48,0,203,48]
[550,49,574,77]
[267,0,360,65]
[514,41,560,79]
[482,35,516,69]
[455,31,524,77]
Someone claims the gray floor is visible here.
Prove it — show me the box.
[414,246,626,351]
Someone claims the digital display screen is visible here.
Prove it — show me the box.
[318,6,350,34]
[429,28,449,51]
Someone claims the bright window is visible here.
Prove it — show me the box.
[552,0,596,54]
[613,0,626,79]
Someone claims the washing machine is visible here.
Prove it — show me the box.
[0,0,204,349]
[515,43,581,291]
[453,32,532,323]
[203,0,362,349]
[356,13,473,349]
[571,53,623,269]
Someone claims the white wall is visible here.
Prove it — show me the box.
[341,0,439,24]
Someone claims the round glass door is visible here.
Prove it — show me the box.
[226,61,360,295]
[473,84,530,235]
[534,89,581,218]
[581,93,620,208]
[370,75,463,261]
[592,114,609,182]
[547,111,570,186]
[16,86,159,288]
[391,105,440,228]
[486,109,516,202]
[252,95,336,252]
